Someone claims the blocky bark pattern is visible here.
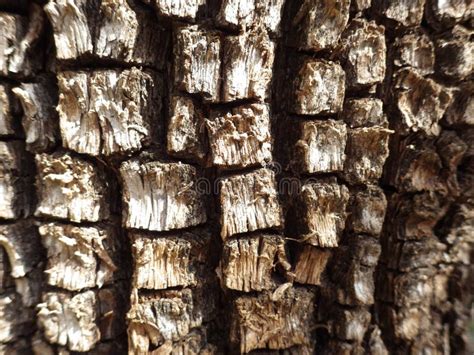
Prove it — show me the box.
[0,0,471,354]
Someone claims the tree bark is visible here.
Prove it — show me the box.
[0,0,472,354]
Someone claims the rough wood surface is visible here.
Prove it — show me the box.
[338,19,386,89]
[217,0,285,34]
[342,98,386,128]
[12,78,58,152]
[219,234,289,292]
[292,59,345,115]
[230,286,315,353]
[291,0,350,52]
[0,84,20,136]
[45,0,166,66]
[120,160,206,232]
[39,223,118,291]
[293,245,331,286]
[0,141,32,220]
[207,103,272,169]
[222,29,275,102]
[293,180,349,247]
[35,152,110,222]
[131,229,212,290]
[147,0,205,20]
[0,5,44,77]
[377,0,426,27]
[174,25,221,102]
[58,69,161,157]
[219,168,282,239]
[393,32,435,75]
[167,95,206,162]
[291,119,347,173]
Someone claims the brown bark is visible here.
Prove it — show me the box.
[0,0,472,354]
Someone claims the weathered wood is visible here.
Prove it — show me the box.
[0,291,35,345]
[0,84,20,136]
[219,234,289,292]
[230,286,315,353]
[294,180,349,247]
[174,25,221,102]
[292,59,345,115]
[331,306,371,342]
[293,245,331,286]
[35,152,110,222]
[127,288,212,353]
[435,25,473,81]
[0,4,44,77]
[37,291,100,352]
[45,0,166,66]
[444,82,474,127]
[217,0,285,34]
[376,0,426,27]
[58,68,161,157]
[38,223,118,291]
[12,78,58,152]
[343,127,392,185]
[222,28,275,102]
[426,0,473,28]
[291,0,350,52]
[393,32,435,75]
[146,0,205,20]
[338,19,386,89]
[130,229,212,290]
[120,160,206,232]
[167,95,206,162]
[342,98,386,128]
[207,103,272,169]
[291,119,347,174]
[219,168,282,239]
[0,141,32,220]
[347,185,387,236]
[394,69,452,136]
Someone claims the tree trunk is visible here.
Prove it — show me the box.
[0,0,472,354]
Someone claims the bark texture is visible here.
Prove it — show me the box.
[0,0,472,354]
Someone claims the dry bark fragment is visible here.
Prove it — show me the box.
[0,291,34,345]
[147,0,205,20]
[96,0,165,66]
[294,180,349,247]
[293,245,331,285]
[0,141,32,220]
[444,82,474,127]
[174,25,221,102]
[45,0,165,66]
[343,127,392,185]
[335,261,376,306]
[426,0,473,27]
[0,84,20,136]
[435,26,473,81]
[347,185,387,235]
[291,119,347,174]
[353,0,372,12]
[217,0,285,34]
[219,234,289,292]
[342,98,386,128]
[377,0,426,27]
[58,69,161,157]
[393,32,435,75]
[0,5,44,77]
[332,307,371,342]
[207,103,272,169]
[291,0,350,52]
[38,223,118,291]
[12,78,58,153]
[130,229,212,290]
[230,286,315,353]
[127,289,206,353]
[338,19,386,89]
[222,29,275,102]
[167,95,206,162]
[292,59,345,115]
[37,291,100,352]
[35,152,110,223]
[219,168,282,239]
[120,160,206,232]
